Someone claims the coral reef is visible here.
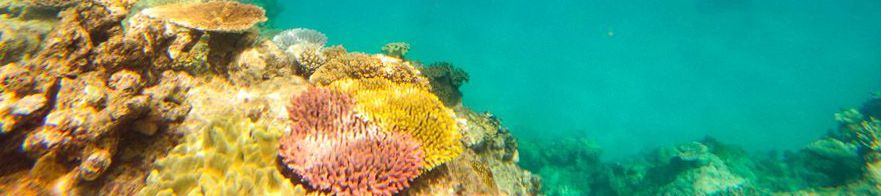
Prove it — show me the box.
[382,42,410,59]
[141,1,267,32]
[273,28,328,50]
[519,94,881,195]
[330,78,462,171]
[310,52,430,88]
[405,108,541,196]
[270,28,329,74]
[0,1,540,195]
[278,87,424,195]
[137,109,305,195]
[422,62,470,107]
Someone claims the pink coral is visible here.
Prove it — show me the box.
[286,87,355,136]
[279,88,424,195]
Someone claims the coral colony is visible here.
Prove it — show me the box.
[0,1,535,195]
[2,0,880,196]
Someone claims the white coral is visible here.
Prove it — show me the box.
[272,28,327,49]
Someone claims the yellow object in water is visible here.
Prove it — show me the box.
[331,78,463,171]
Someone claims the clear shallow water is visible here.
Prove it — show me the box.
[275,0,881,158]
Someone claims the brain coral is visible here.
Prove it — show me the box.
[141,1,267,32]
[331,78,463,171]
[280,87,424,195]
[137,111,304,195]
[309,52,430,88]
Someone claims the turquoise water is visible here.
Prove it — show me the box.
[274,0,881,158]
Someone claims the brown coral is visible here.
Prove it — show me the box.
[141,1,267,32]
[309,52,430,88]
[422,62,470,107]
[280,87,425,195]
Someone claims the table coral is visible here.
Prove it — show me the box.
[141,1,267,32]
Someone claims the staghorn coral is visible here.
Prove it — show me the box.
[381,42,410,59]
[272,28,328,49]
[141,1,267,32]
[310,52,430,88]
[279,87,424,195]
[330,78,462,171]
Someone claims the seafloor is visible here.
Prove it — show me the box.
[1,1,880,196]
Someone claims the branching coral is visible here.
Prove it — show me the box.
[330,78,462,171]
[279,87,424,195]
[286,43,327,75]
[141,1,267,32]
[309,52,430,88]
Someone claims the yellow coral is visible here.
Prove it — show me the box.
[137,111,305,196]
[330,78,462,170]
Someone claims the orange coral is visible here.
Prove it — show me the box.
[141,1,267,32]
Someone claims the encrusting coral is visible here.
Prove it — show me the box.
[330,78,463,171]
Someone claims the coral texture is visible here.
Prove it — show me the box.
[422,62,470,107]
[280,87,424,195]
[330,78,462,171]
[137,76,311,196]
[0,1,541,196]
[141,1,267,32]
[382,42,410,59]
[310,52,430,88]
[272,28,328,49]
